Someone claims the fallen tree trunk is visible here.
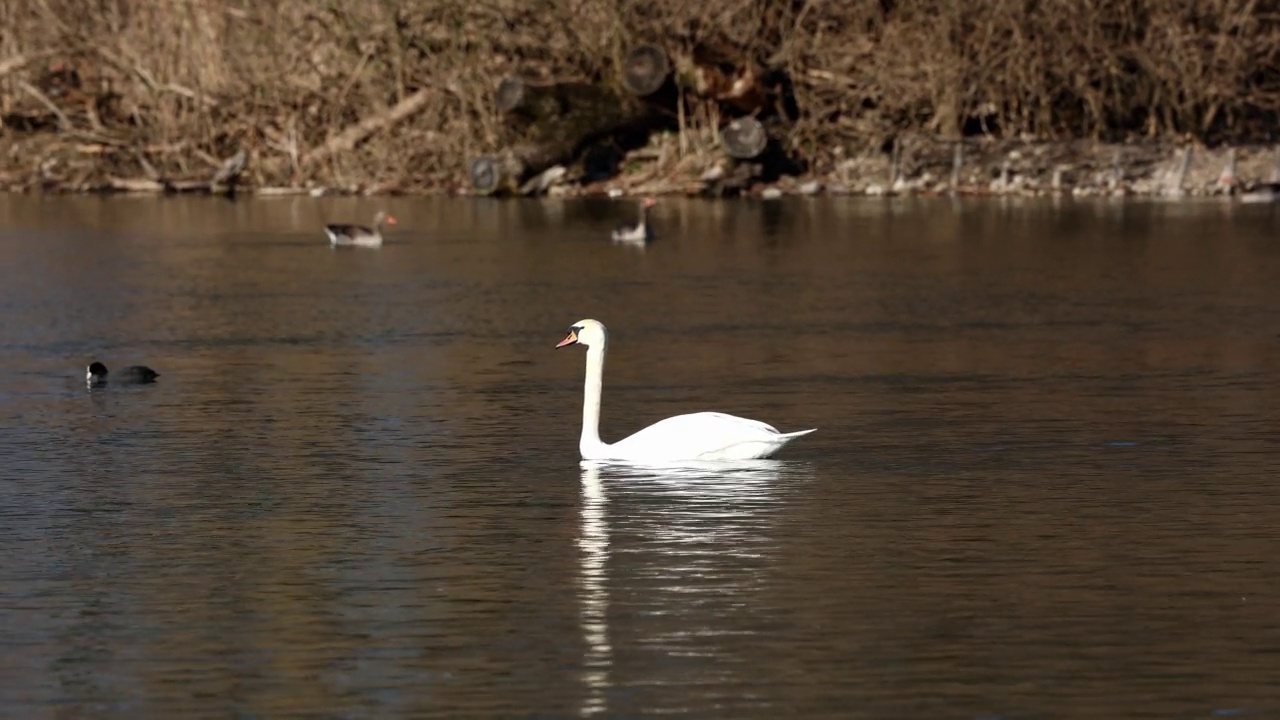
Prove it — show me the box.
[97,149,249,196]
[303,89,430,168]
[469,153,522,196]
[495,76,621,123]
[472,76,670,194]
[99,176,217,194]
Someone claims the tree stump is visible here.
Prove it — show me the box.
[495,77,527,114]
[622,44,671,97]
[469,154,522,196]
[722,117,769,160]
[702,161,763,198]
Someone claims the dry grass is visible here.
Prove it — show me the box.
[1,0,1278,191]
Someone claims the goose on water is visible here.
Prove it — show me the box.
[611,197,655,244]
[325,210,397,247]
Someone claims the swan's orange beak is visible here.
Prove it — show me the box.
[556,328,578,348]
[386,215,398,225]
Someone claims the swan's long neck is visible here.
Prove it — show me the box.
[580,340,607,456]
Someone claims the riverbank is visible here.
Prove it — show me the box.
[3,2,1278,200]
[3,132,1277,201]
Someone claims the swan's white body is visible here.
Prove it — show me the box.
[582,410,815,462]
[558,319,815,462]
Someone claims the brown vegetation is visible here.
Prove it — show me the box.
[1,0,1278,196]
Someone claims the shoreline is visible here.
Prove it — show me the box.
[6,3,1279,208]
[3,136,1278,202]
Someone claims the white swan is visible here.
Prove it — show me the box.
[556,319,816,462]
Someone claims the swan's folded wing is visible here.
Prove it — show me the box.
[611,411,797,461]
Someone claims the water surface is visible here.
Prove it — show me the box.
[1,194,1278,718]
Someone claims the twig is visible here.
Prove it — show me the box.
[263,121,302,178]
[158,82,218,108]
[103,176,217,194]
[255,186,310,196]
[70,130,136,146]
[336,48,375,107]
[135,151,160,179]
[16,80,71,130]
[104,176,167,193]
[767,0,816,69]
[888,137,901,187]
[92,46,159,93]
[677,94,688,158]
[950,142,963,191]
[1172,145,1192,194]
[91,45,216,107]
[0,50,59,80]
[210,148,248,186]
[302,89,431,167]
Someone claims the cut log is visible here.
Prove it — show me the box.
[701,161,763,198]
[622,44,671,97]
[495,77,526,114]
[722,117,769,160]
[469,154,521,196]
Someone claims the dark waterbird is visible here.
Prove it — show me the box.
[86,361,159,387]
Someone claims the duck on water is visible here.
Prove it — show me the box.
[86,361,159,387]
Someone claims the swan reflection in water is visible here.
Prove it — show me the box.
[576,459,813,717]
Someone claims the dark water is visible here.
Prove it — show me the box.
[1,194,1279,719]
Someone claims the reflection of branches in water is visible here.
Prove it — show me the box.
[576,460,814,716]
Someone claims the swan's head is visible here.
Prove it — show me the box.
[556,319,607,349]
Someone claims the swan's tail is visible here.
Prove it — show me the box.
[778,428,817,440]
